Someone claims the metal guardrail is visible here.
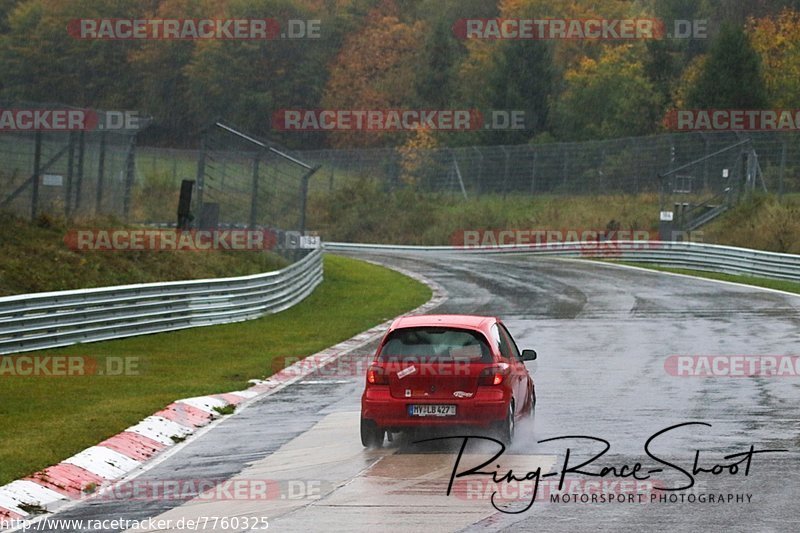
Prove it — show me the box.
[325,241,800,284]
[0,249,323,355]
[2,240,795,356]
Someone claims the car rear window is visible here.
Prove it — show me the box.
[378,327,492,363]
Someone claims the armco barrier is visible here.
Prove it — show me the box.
[0,249,323,355]
[324,241,800,283]
[2,241,796,356]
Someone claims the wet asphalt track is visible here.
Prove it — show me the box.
[31,252,800,532]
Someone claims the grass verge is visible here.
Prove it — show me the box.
[615,262,800,295]
[309,184,660,245]
[0,254,431,485]
[0,213,288,296]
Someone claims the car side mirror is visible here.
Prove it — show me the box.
[521,349,537,361]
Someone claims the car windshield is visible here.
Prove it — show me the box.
[378,327,492,363]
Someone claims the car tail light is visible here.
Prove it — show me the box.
[367,365,388,385]
[478,364,509,386]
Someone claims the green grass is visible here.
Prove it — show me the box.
[615,262,800,295]
[0,213,288,296]
[0,254,431,485]
[309,181,661,245]
[308,185,800,256]
[213,404,236,416]
[701,193,800,254]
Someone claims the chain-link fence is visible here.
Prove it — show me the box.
[658,137,768,232]
[190,122,320,233]
[295,131,800,198]
[0,102,146,221]
[128,130,800,240]
[4,112,799,227]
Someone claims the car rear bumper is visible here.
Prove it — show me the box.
[361,386,508,429]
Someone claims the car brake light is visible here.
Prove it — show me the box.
[367,365,388,385]
[478,364,509,386]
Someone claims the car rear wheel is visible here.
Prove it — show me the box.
[527,388,536,418]
[360,418,384,448]
[494,402,515,446]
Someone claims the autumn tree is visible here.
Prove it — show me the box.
[671,54,708,109]
[482,39,553,144]
[321,0,426,147]
[642,0,715,110]
[748,8,800,106]
[686,22,768,108]
[128,0,211,146]
[551,44,662,140]
[0,0,23,33]
[499,0,636,68]
[397,126,438,187]
[413,17,459,110]
[183,0,333,145]
[411,0,497,109]
[0,0,146,108]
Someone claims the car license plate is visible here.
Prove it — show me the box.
[408,404,456,417]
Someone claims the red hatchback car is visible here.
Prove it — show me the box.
[360,314,537,447]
